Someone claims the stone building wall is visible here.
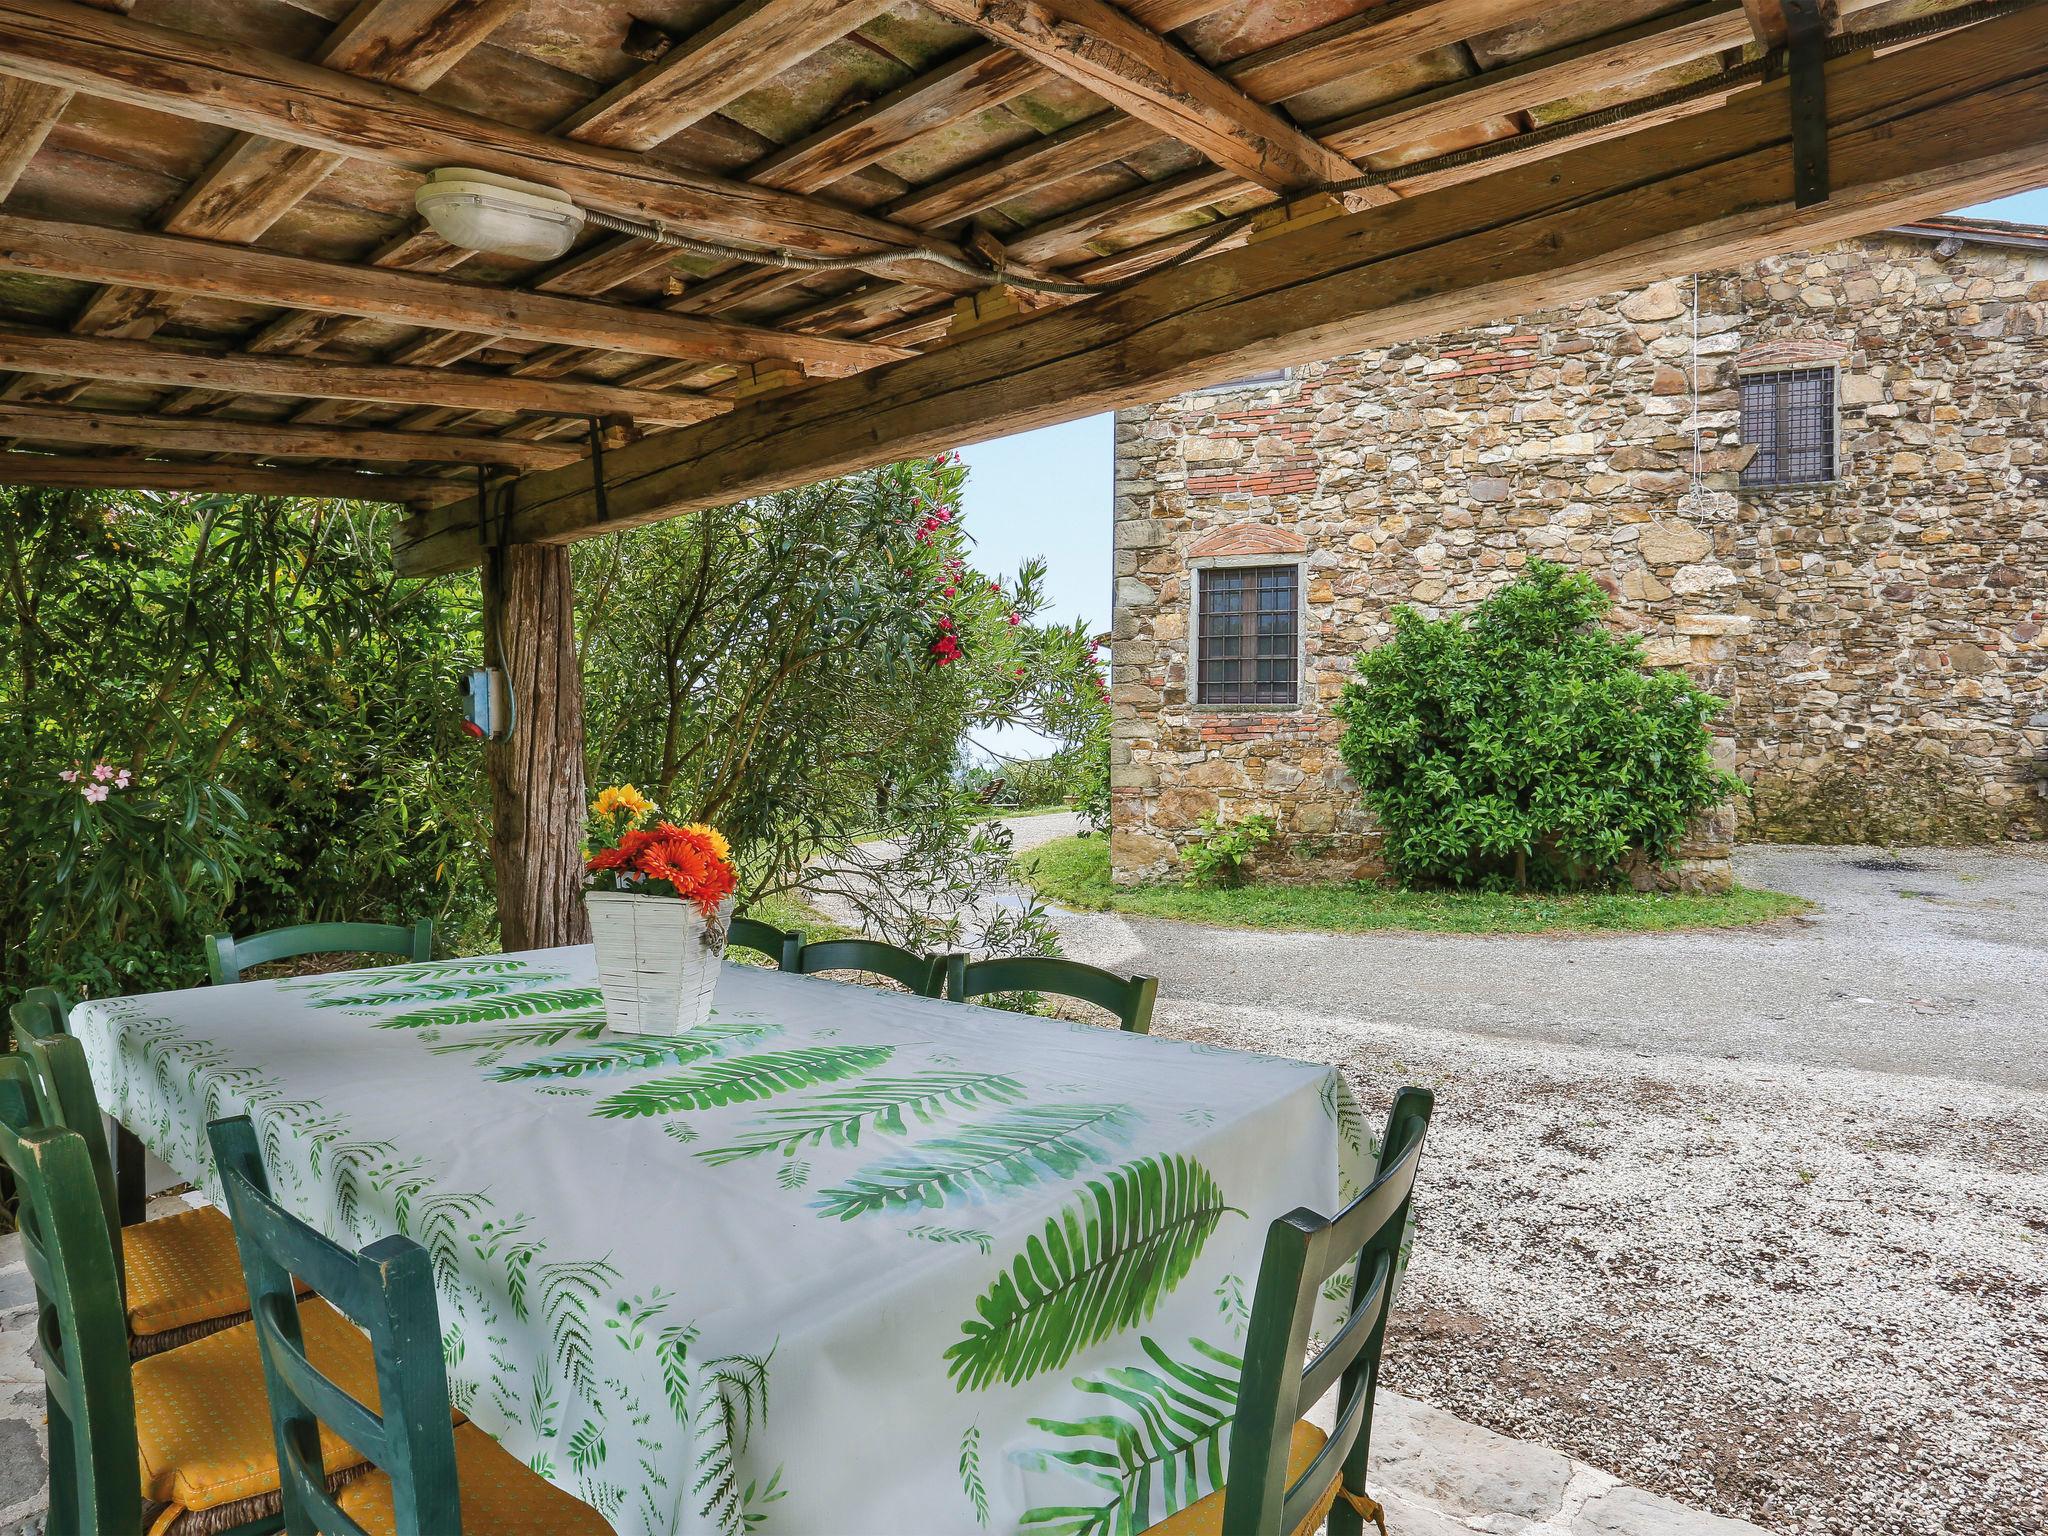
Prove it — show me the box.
[1109,229,2048,885]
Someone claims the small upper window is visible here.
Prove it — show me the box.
[1740,366,1837,486]
[1197,564,1298,706]
[1193,368,1292,395]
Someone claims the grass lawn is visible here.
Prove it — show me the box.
[1014,835,1810,936]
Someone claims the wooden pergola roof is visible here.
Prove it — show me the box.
[0,0,2044,577]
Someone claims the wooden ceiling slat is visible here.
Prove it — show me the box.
[0,0,987,288]
[0,326,728,424]
[390,4,2048,573]
[923,0,1360,192]
[749,43,1042,194]
[0,212,911,370]
[0,0,125,202]
[0,450,458,504]
[559,0,898,150]
[0,397,581,467]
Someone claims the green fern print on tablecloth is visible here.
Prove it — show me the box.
[813,1103,1140,1219]
[947,1154,1241,1390]
[1014,1336,1243,1536]
[593,1045,896,1118]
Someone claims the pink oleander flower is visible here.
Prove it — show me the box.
[91,761,117,782]
[83,784,109,803]
[115,769,132,788]
[1006,612,1021,625]
[58,769,79,783]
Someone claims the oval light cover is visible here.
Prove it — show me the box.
[415,168,585,261]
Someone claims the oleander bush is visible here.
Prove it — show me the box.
[1334,560,1739,891]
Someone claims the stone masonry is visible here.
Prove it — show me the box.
[1110,223,2048,885]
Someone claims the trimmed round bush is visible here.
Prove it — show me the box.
[1334,560,1739,890]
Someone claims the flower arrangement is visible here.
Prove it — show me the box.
[583,785,736,920]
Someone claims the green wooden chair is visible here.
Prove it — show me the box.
[945,954,1160,1033]
[729,913,802,970]
[1148,1085,1434,1536]
[0,1058,143,1536]
[205,918,434,986]
[206,1114,612,1536]
[796,937,950,997]
[16,1030,273,1357]
[0,1062,376,1536]
[8,992,150,1226]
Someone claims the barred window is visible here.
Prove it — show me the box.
[1197,564,1298,706]
[1740,366,1837,486]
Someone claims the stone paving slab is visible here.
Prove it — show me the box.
[0,1225,1767,1536]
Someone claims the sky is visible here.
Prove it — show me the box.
[953,187,2048,732]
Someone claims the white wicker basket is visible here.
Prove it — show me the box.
[585,890,734,1035]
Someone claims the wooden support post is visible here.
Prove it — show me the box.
[480,542,591,952]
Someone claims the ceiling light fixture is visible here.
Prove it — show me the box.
[415,168,586,261]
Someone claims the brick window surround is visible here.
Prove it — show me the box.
[1187,524,1310,710]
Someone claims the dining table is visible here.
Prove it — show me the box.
[70,946,1376,1536]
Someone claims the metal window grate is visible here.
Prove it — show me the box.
[1197,564,1299,705]
[1740,366,1836,486]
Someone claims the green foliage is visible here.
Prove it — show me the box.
[0,490,491,1000]
[1178,811,1276,888]
[1015,834,1809,935]
[1071,710,1112,835]
[1335,561,1740,890]
[944,1154,1239,1390]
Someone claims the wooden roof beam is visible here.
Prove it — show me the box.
[1,451,459,504]
[0,0,987,290]
[0,326,727,425]
[561,0,896,150]
[0,399,582,469]
[0,212,909,372]
[922,0,1359,193]
[1742,0,1840,47]
[390,5,2048,575]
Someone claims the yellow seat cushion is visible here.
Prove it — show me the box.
[134,1297,377,1518]
[1146,1420,1343,1536]
[123,1204,253,1339]
[336,1422,615,1536]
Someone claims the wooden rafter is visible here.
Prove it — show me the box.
[63,0,521,348]
[0,0,986,288]
[0,327,728,425]
[0,452,458,504]
[0,399,581,469]
[561,0,897,150]
[923,0,1358,192]
[391,5,2048,574]
[0,213,908,372]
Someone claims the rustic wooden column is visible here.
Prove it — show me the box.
[481,542,592,951]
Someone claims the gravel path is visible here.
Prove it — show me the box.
[1016,828,2048,1536]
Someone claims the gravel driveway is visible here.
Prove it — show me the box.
[1027,828,2048,1536]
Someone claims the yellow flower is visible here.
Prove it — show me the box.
[683,823,731,862]
[593,784,654,819]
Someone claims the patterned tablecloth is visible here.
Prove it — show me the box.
[71,947,1372,1536]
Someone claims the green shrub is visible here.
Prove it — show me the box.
[1071,713,1111,834]
[1334,560,1739,890]
[1181,811,1277,887]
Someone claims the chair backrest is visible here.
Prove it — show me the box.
[208,1114,461,1536]
[1222,1086,1433,1536]
[13,1032,124,1291]
[207,919,434,985]
[796,938,948,998]
[0,1058,142,1536]
[945,955,1159,1033]
[5,992,63,1051]
[729,914,802,971]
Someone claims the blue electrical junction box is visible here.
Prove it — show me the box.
[461,667,509,740]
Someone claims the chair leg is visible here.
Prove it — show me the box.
[116,1121,147,1226]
